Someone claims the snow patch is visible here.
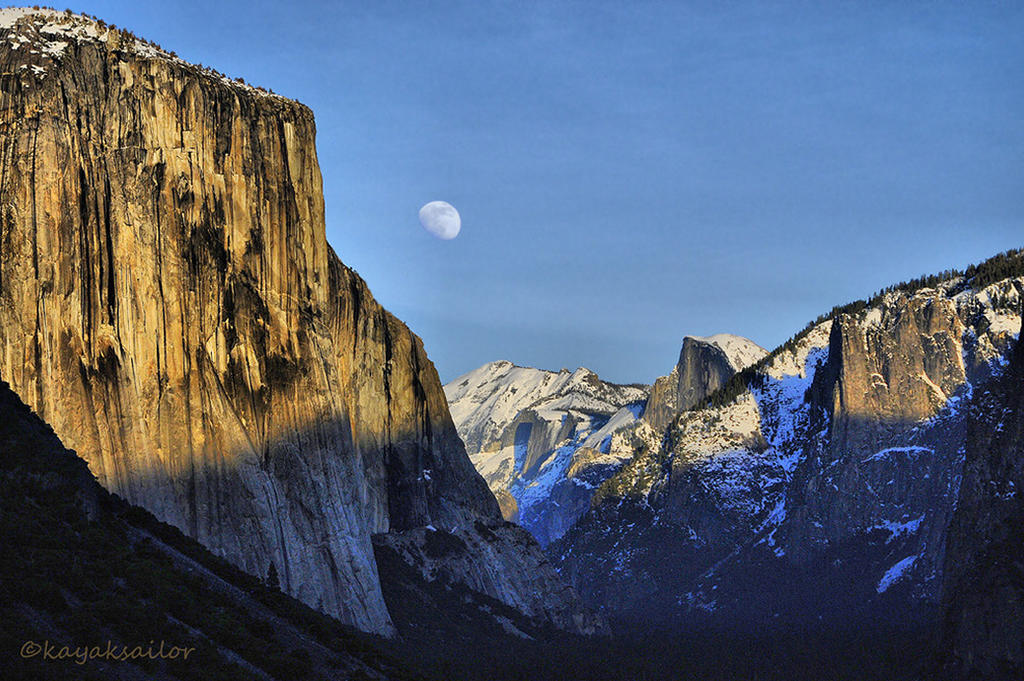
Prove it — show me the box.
[1,8,289,98]
[580,402,645,450]
[871,516,924,543]
[877,555,918,593]
[863,446,933,463]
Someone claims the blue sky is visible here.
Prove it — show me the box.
[77,1,1022,384]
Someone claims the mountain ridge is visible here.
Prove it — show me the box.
[446,334,766,546]
[445,361,648,545]
[552,250,1023,631]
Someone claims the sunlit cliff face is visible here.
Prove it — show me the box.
[0,10,496,636]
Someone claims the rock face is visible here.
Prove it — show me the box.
[552,266,1023,627]
[940,314,1024,679]
[445,361,647,545]
[0,8,593,637]
[809,295,968,457]
[445,338,764,547]
[374,523,607,636]
[643,334,766,431]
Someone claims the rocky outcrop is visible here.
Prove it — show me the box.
[643,334,766,431]
[808,294,968,456]
[0,8,593,637]
[445,361,647,545]
[940,316,1024,679]
[553,269,1023,627]
[374,522,608,636]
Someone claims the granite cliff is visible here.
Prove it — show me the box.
[0,8,595,637]
[642,334,766,431]
[940,308,1024,679]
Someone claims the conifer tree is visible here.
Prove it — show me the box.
[266,561,280,591]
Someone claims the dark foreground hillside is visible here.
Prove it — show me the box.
[384,618,935,681]
[0,375,422,681]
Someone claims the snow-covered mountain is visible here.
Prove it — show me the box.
[445,335,766,547]
[551,253,1024,629]
[444,362,648,545]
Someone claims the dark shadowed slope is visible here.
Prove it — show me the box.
[0,375,425,680]
[940,314,1024,680]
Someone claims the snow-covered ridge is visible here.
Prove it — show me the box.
[445,360,646,454]
[665,278,1019,491]
[763,321,832,381]
[602,323,829,507]
[687,333,767,372]
[1,6,290,100]
[445,360,648,545]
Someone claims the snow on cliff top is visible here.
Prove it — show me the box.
[687,333,767,371]
[1,6,60,27]
[1,6,289,100]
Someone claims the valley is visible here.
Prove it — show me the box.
[0,6,1020,680]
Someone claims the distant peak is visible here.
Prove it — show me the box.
[682,333,768,371]
[686,333,758,346]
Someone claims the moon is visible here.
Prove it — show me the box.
[418,201,461,240]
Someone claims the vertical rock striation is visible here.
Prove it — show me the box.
[0,9,593,637]
[808,294,968,457]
